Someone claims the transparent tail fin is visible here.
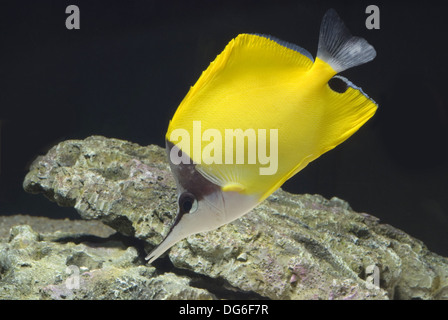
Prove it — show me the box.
[317,9,376,73]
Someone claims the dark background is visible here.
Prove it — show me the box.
[0,0,447,256]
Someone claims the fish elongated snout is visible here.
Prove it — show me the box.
[145,205,212,264]
[145,186,260,264]
[145,225,184,264]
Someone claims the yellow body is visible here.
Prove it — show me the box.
[166,34,377,201]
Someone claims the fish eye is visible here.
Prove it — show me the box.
[178,192,198,214]
[328,77,348,93]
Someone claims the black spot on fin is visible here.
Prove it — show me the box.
[328,77,348,93]
[330,75,378,106]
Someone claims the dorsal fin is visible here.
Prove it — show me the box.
[251,33,314,62]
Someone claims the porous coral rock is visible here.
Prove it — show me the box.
[0,219,214,300]
[19,136,448,300]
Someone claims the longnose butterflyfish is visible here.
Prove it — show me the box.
[146,9,377,263]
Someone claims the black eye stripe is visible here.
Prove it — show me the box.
[179,192,196,214]
[182,198,193,212]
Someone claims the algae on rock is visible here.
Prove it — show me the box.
[15,135,448,299]
[0,219,214,300]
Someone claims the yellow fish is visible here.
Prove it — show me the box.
[146,9,377,264]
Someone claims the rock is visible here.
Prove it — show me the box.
[0,217,214,300]
[24,136,176,249]
[0,214,115,240]
[20,136,448,300]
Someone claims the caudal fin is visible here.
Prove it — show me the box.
[317,9,376,73]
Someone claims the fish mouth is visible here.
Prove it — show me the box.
[145,222,181,264]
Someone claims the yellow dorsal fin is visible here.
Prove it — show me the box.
[166,34,315,141]
[191,33,315,95]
